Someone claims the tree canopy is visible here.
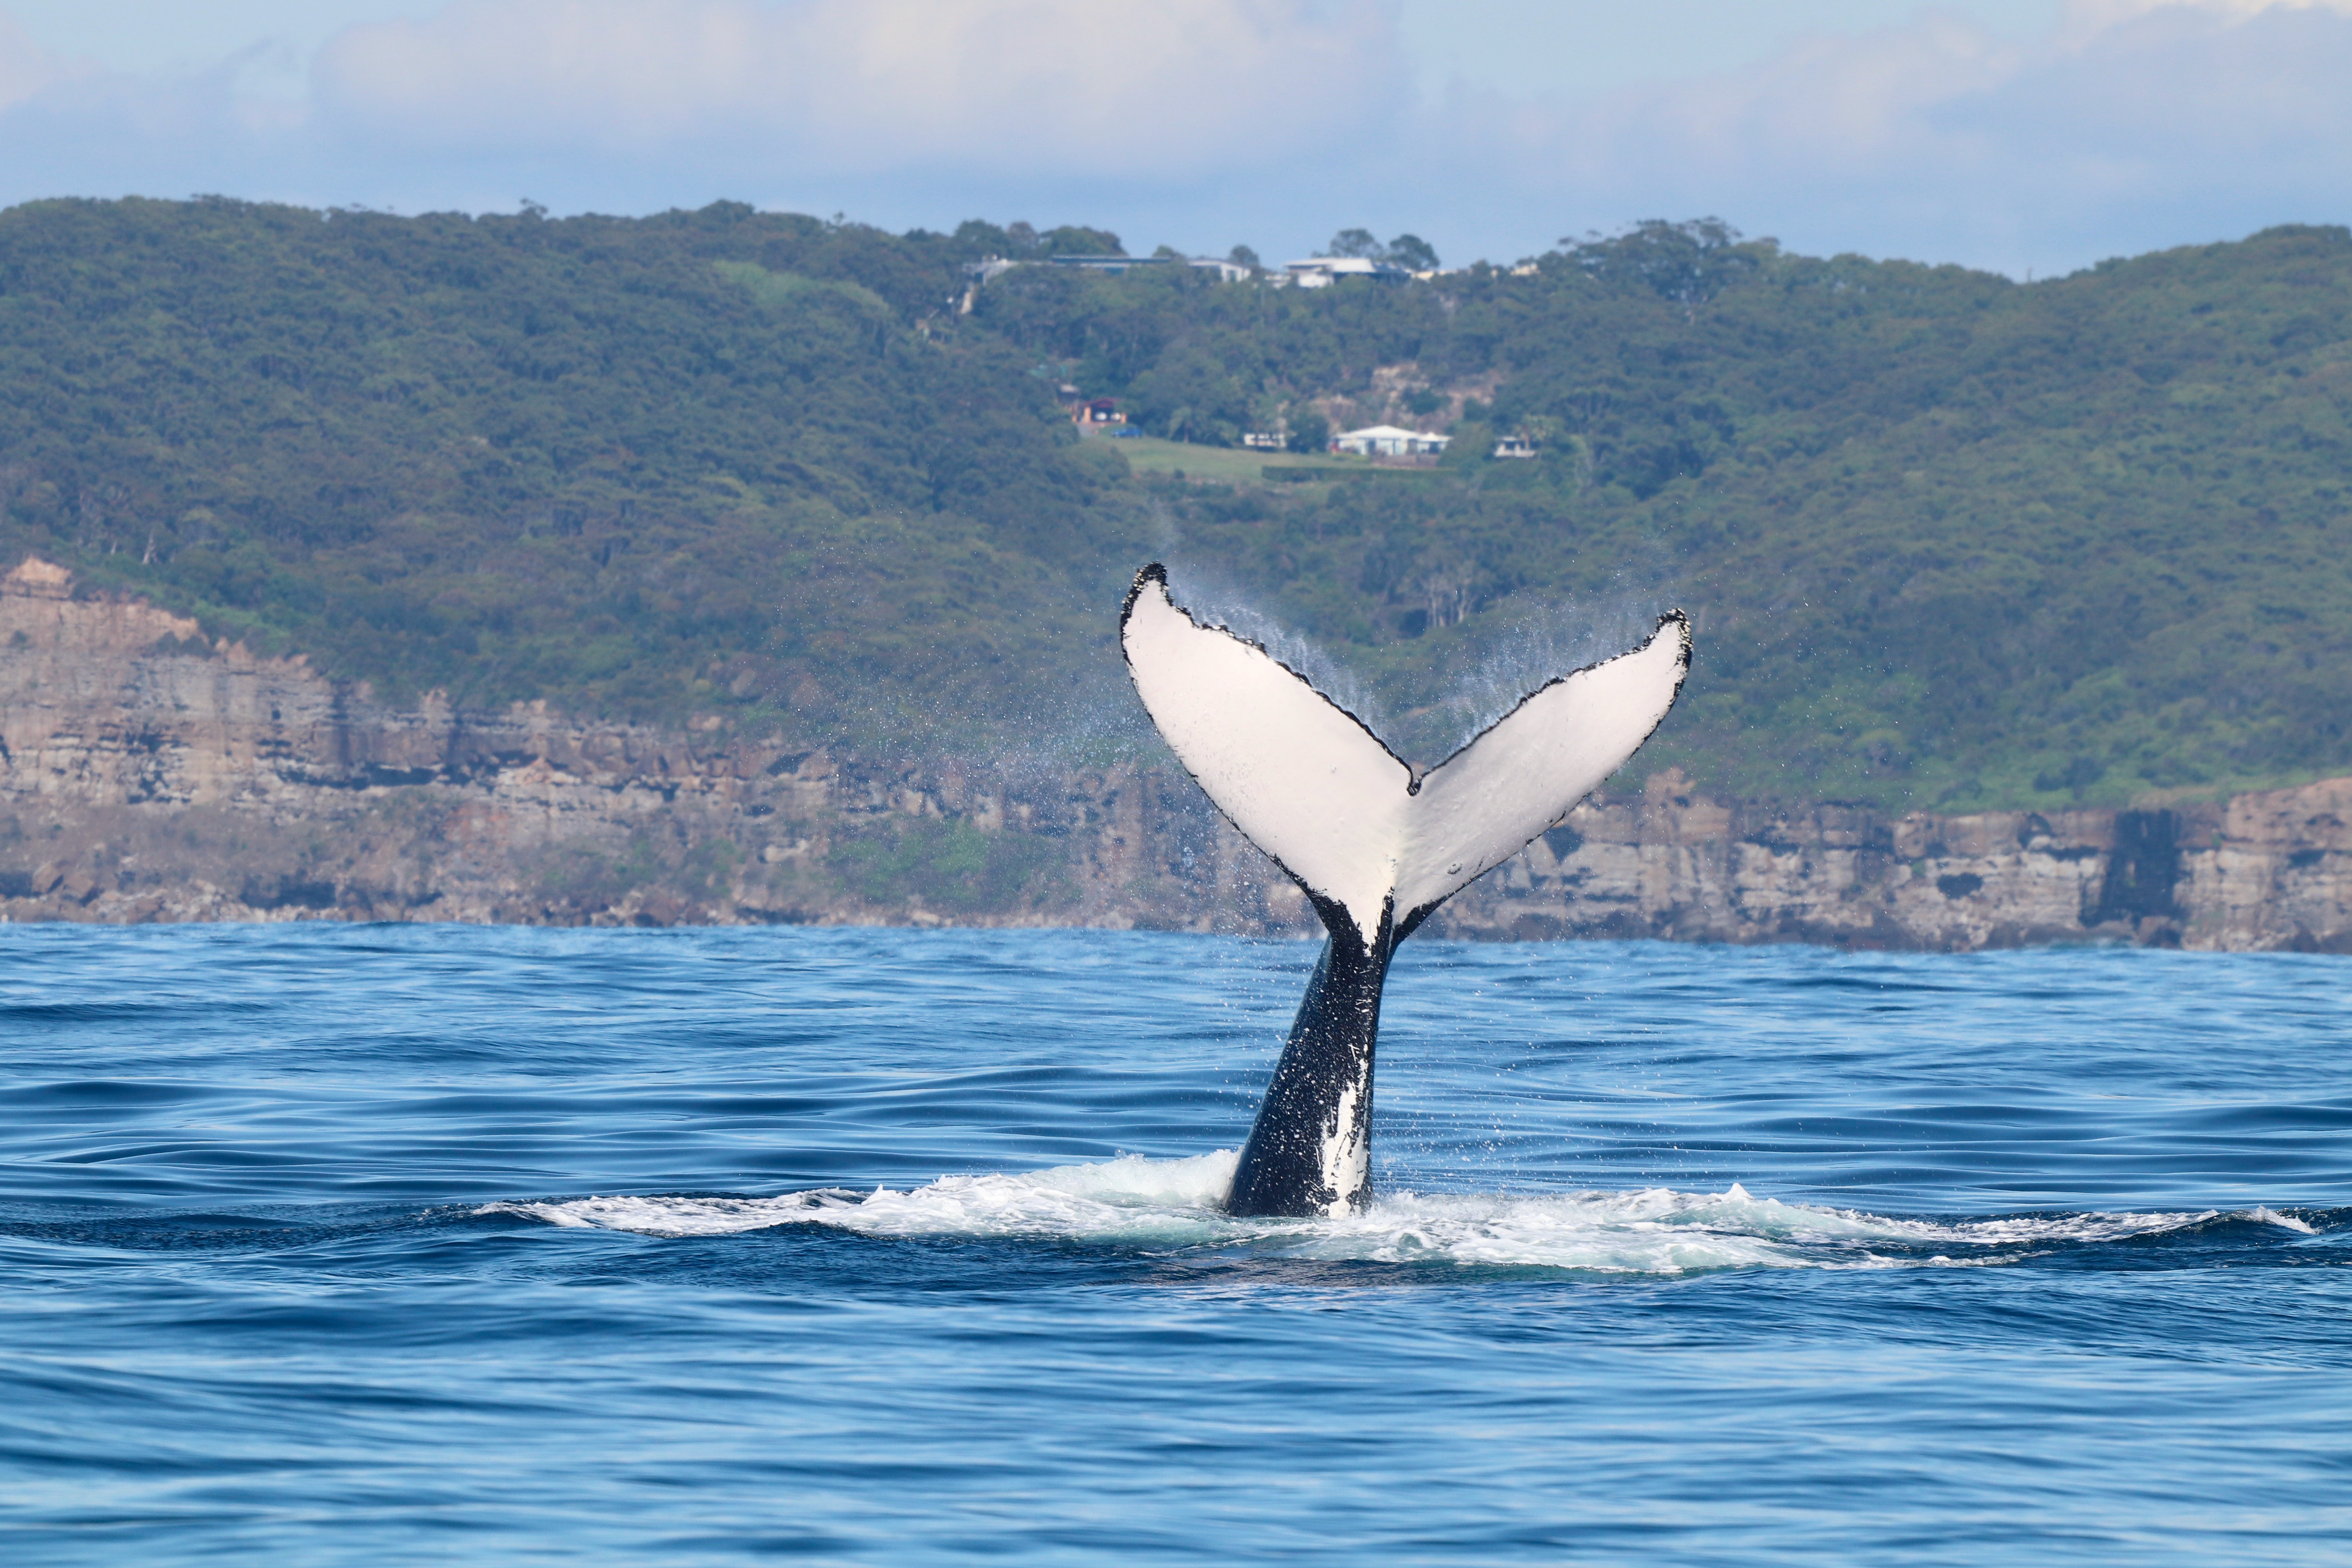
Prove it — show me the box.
[2,197,2347,811]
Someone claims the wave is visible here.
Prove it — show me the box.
[477,1154,2323,1275]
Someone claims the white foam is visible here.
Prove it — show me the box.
[481,1150,1245,1244]
[476,1154,2305,1275]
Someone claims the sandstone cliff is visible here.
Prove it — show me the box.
[1426,768,2352,953]
[4,559,2346,951]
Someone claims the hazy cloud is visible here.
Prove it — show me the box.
[0,0,2344,272]
[2063,0,2352,33]
[1416,0,2352,270]
[312,0,1406,178]
[0,12,89,111]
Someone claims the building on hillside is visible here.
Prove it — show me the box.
[1280,256,1410,289]
[1241,431,1284,450]
[1073,397,1127,431]
[1330,425,1450,458]
[1188,257,1255,282]
[1492,434,1538,459]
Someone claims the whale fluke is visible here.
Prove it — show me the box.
[1120,564,1690,1217]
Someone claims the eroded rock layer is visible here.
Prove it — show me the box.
[4,562,2345,951]
[1424,768,2352,953]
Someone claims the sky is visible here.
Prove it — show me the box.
[0,0,2346,275]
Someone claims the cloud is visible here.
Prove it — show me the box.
[0,12,92,112]
[0,0,2344,273]
[1413,0,2352,272]
[312,0,1407,178]
[2062,0,2352,34]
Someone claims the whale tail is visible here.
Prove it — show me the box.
[1119,564,1690,1216]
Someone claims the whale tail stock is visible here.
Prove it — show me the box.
[1118,563,1691,1218]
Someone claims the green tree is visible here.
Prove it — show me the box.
[1387,233,1439,271]
[1041,225,1123,255]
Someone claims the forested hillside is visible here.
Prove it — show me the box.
[2,198,2347,811]
[0,200,1146,744]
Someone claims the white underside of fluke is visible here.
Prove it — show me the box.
[1121,567,1690,944]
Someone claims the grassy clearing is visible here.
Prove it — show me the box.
[1100,434,1434,488]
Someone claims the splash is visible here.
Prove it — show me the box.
[477,1154,2308,1276]
[1431,602,1679,760]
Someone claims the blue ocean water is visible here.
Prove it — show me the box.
[1,924,2347,1565]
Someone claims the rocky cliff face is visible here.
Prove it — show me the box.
[0,558,1260,932]
[4,559,2346,951]
[1424,768,2352,953]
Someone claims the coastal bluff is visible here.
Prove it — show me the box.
[4,561,2347,952]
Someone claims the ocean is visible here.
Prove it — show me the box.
[2,923,2347,1564]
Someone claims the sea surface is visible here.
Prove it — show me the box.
[1,924,2347,1564]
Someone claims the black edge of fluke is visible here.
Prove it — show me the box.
[1120,563,1411,775]
[1419,605,1691,775]
[1119,561,1170,625]
[1118,564,1690,1220]
[1120,562,1367,935]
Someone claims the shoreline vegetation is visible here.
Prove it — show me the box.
[0,199,2348,939]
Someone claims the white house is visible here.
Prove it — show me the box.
[1330,424,1451,458]
[1188,257,1254,282]
[1492,434,1537,459]
[1281,256,1410,289]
